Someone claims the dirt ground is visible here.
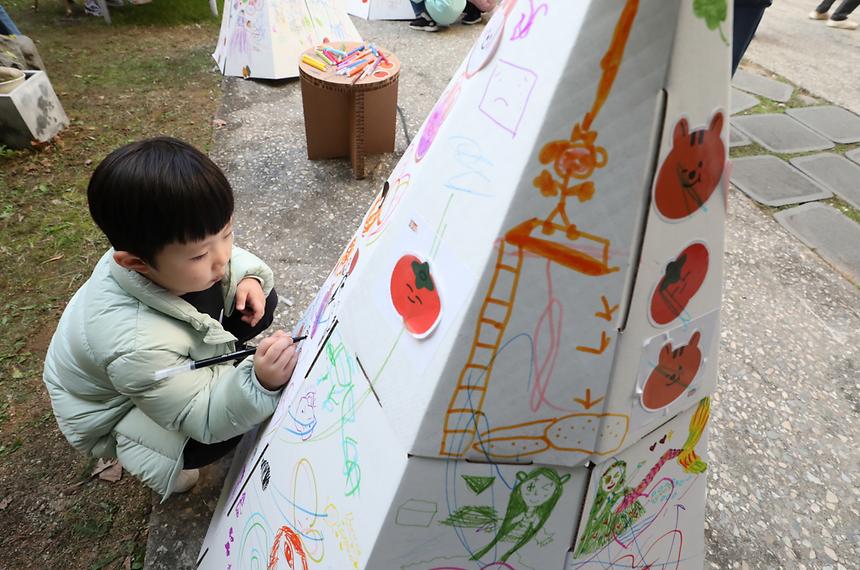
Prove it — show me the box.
[0,2,223,567]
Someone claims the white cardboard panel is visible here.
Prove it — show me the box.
[432,0,681,467]
[367,457,589,569]
[214,0,362,79]
[596,0,731,455]
[567,399,711,568]
[347,0,414,20]
[198,329,407,569]
[202,2,730,567]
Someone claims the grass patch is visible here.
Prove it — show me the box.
[828,197,860,223]
[0,2,224,568]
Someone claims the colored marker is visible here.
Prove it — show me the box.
[153,335,308,380]
[301,55,327,71]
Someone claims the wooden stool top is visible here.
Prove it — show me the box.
[298,41,401,93]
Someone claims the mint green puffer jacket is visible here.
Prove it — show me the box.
[43,247,281,500]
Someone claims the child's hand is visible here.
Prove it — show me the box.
[253,331,299,391]
[235,278,266,326]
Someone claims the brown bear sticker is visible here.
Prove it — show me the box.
[654,112,726,220]
[641,331,702,411]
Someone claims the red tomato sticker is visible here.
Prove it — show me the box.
[641,332,702,411]
[649,242,709,326]
[390,254,442,338]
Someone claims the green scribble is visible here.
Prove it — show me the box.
[439,506,499,531]
[693,0,729,45]
[462,475,496,495]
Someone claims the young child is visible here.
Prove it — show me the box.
[409,0,485,32]
[43,137,299,499]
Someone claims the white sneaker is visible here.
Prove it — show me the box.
[173,468,200,493]
[827,18,858,29]
[808,10,828,20]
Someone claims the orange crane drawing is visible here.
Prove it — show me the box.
[440,0,639,457]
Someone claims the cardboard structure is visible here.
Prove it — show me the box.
[213,0,362,79]
[199,0,731,567]
[347,0,415,20]
[299,43,401,179]
[0,70,68,149]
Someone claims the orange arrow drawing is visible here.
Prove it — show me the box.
[577,331,610,355]
[595,295,619,321]
[574,389,605,410]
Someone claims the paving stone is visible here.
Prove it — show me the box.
[732,114,834,153]
[729,125,752,148]
[846,148,860,166]
[732,69,793,102]
[790,153,860,210]
[786,105,860,144]
[774,203,860,283]
[731,87,759,114]
[731,155,832,206]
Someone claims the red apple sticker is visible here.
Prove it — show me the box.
[649,243,709,326]
[390,254,442,338]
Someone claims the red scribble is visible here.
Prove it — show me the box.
[267,525,309,570]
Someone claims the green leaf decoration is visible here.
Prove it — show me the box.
[411,260,435,292]
[693,0,729,44]
[462,475,496,495]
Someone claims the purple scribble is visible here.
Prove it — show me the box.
[478,60,538,137]
[510,0,549,41]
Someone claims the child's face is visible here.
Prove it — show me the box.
[144,221,234,295]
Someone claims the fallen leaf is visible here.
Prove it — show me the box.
[91,458,117,477]
[98,461,123,482]
[42,254,64,264]
[0,496,12,510]
[84,159,92,166]
[122,556,132,570]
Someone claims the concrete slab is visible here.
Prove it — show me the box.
[732,69,793,102]
[785,105,860,144]
[774,202,860,283]
[743,0,860,115]
[731,155,832,206]
[729,125,751,147]
[731,87,759,114]
[790,153,860,210]
[732,113,834,153]
[847,147,860,166]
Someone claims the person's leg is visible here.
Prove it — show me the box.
[732,4,769,75]
[462,1,482,24]
[222,288,278,345]
[183,435,243,469]
[830,0,860,20]
[0,6,22,35]
[409,0,438,31]
[815,0,838,13]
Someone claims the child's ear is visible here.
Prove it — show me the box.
[114,251,150,274]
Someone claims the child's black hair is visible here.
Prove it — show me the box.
[87,136,234,265]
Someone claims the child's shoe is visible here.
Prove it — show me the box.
[808,10,828,20]
[462,2,483,25]
[409,12,439,32]
[827,18,858,29]
[84,0,103,16]
[173,468,200,493]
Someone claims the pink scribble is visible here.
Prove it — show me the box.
[530,260,564,412]
[510,0,549,41]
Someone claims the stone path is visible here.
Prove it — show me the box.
[730,67,860,286]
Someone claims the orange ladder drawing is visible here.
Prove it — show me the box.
[440,0,639,457]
